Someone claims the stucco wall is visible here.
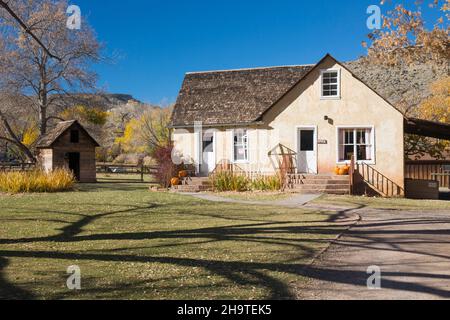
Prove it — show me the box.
[172,56,405,188]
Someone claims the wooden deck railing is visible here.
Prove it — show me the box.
[353,161,404,197]
[405,160,450,188]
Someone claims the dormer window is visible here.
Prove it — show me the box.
[70,130,79,143]
[321,69,340,99]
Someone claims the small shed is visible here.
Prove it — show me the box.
[36,120,100,182]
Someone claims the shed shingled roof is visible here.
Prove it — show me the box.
[36,120,100,148]
[170,65,314,127]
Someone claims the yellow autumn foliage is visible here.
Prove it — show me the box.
[417,76,450,124]
[115,118,147,153]
[60,105,109,126]
[22,126,39,146]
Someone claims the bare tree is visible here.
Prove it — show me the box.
[0,0,101,161]
[0,0,60,60]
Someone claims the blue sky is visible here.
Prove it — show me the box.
[73,0,434,105]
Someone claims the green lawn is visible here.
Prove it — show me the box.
[0,183,345,300]
[312,194,450,210]
[97,173,155,183]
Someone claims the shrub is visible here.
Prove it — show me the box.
[151,144,183,188]
[143,156,155,166]
[211,172,283,192]
[113,153,145,165]
[0,169,75,194]
[251,175,283,191]
[113,154,127,164]
[211,172,250,192]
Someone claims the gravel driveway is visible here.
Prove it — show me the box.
[296,207,450,300]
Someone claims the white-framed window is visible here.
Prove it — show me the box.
[233,129,248,162]
[337,127,375,163]
[321,69,340,98]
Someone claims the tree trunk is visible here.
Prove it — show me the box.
[38,80,48,135]
[0,110,36,162]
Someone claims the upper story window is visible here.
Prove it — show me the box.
[321,69,340,98]
[70,130,79,143]
[233,129,248,162]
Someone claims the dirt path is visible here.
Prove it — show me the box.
[184,193,321,207]
[295,208,450,300]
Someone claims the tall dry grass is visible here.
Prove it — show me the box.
[0,169,75,194]
[211,172,283,192]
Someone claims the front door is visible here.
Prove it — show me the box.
[200,132,215,176]
[68,152,81,181]
[297,128,317,174]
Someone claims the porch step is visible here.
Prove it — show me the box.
[298,174,350,181]
[171,185,212,193]
[288,174,350,195]
[172,177,213,193]
[299,179,350,185]
[182,178,212,186]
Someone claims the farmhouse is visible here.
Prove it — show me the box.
[36,120,100,183]
[170,54,450,196]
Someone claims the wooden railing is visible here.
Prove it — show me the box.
[353,160,404,197]
[405,160,450,188]
[210,160,245,175]
[0,162,36,172]
[96,162,158,182]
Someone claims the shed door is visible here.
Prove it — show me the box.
[68,152,81,181]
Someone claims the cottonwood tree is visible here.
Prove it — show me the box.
[115,107,173,155]
[0,0,101,161]
[405,76,450,159]
[364,0,449,66]
[364,0,449,159]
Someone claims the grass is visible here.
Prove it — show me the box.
[0,183,344,300]
[97,173,155,183]
[312,194,450,210]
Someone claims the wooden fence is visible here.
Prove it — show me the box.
[0,162,36,172]
[96,163,159,182]
[405,160,450,188]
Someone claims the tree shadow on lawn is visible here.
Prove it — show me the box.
[1,202,450,299]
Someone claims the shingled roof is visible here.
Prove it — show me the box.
[36,120,100,148]
[170,65,314,127]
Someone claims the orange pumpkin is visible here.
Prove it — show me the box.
[334,167,340,175]
[338,167,347,176]
[178,170,188,178]
[171,177,180,186]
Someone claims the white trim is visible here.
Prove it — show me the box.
[295,125,318,174]
[194,131,201,174]
[335,125,376,165]
[200,130,217,174]
[320,69,341,100]
[231,128,250,164]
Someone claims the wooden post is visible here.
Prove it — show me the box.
[140,163,144,182]
[349,155,355,195]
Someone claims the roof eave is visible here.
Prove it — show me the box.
[169,121,265,129]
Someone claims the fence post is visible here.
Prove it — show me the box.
[141,163,144,182]
[349,155,355,195]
